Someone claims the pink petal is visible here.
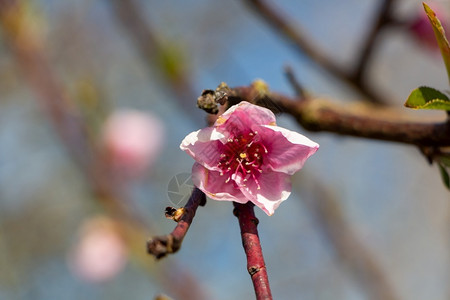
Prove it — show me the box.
[258,125,319,175]
[215,102,276,135]
[191,162,248,203]
[240,171,291,216]
[180,127,226,170]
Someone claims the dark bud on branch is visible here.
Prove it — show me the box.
[215,82,231,105]
[165,206,186,222]
[197,89,218,114]
[197,82,235,114]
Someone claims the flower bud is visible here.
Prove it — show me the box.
[68,216,127,283]
[102,109,165,177]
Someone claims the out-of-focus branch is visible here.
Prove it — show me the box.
[147,188,206,259]
[243,0,386,104]
[233,202,272,300]
[108,0,200,118]
[0,2,209,299]
[353,0,396,83]
[299,180,400,300]
[0,0,91,169]
[232,85,450,147]
[284,65,306,98]
[0,0,144,225]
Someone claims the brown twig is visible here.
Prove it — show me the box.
[233,202,272,300]
[284,65,306,99]
[233,85,450,147]
[243,0,385,104]
[108,0,200,119]
[353,0,396,83]
[147,188,206,259]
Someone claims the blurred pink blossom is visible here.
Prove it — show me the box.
[102,109,164,177]
[180,101,319,215]
[409,2,449,51]
[68,216,127,283]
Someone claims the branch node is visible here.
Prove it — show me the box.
[233,201,272,299]
[248,265,262,276]
[197,89,218,114]
[251,217,259,226]
[197,82,235,114]
[233,207,240,217]
[165,206,187,222]
[146,234,176,259]
[147,188,205,260]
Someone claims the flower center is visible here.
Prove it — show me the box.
[216,131,268,189]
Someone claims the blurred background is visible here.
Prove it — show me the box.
[0,0,449,299]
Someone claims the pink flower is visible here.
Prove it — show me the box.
[180,101,319,215]
[102,109,165,177]
[68,216,127,283]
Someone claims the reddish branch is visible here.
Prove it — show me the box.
[233,202,272,300]
[147,188,206,259]
[233,85,450,147]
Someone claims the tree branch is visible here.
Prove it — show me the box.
[233,202,272,300]
[243,0,385,104]
[284,65,307,98]
[0,2,210,298]
[0,0,92,170]
[232,85,450,147]
[108,0,200,119]
[147,188,206,259]
[353,0,396,83]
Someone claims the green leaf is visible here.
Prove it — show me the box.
[438,163,450,190]
[404,86,450,110]
[440,155,450,167]
[423,3,450,85]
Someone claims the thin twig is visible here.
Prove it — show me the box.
[147,188,206,259]
[233,202,272,300]
[108,0,200,118]
[353,0,396,83]
[243,0,385,104]
[233,85,450,147]
[284,65,306,99]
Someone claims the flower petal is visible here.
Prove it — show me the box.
[258,125,319,175]
[215,102,276,135]
[180,127,226,170]
[192,163,248,203]
[240,171,291,216]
